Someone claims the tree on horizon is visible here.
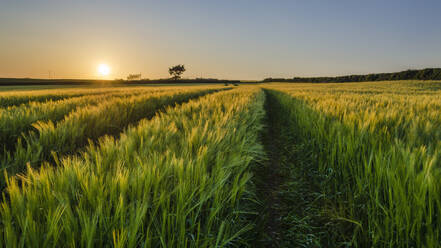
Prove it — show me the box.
[169,65,186,80]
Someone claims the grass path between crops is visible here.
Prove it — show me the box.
[252,91,287,247]
[253,90,345,247]
[0,89,225,189]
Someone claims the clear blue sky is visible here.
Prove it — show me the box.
[1,0,440,79]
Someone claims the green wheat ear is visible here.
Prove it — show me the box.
[1,81,441,247]
[0,86,265,247]
[261,81,441,247]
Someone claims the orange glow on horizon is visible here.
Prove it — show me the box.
[97,64,110,77]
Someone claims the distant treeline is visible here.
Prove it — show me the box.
[0,78,241,86]
[3,68,441,86]
[263,68,441,83]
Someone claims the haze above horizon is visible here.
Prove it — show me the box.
[1,0,440,80]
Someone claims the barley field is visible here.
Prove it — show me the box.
[0,81,440,247]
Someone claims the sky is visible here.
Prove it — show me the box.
[1,0,441,80]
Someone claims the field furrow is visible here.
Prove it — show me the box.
[0,88,122,108]
[0,89,159,152]
[264,82,441,247]
[253,89,351,247]
[0,86,224,108]
[0,81,440,247]
[0,89,221,180]
[0,88,265,247]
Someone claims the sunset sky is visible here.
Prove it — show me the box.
[1,0,441,80]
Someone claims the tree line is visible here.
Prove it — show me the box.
[263,68,441,83]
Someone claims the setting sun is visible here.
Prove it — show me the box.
[97,64,110,76]
[2,1,441,247]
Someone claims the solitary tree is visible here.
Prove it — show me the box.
[169,64,186,80]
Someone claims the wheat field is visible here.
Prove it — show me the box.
[0,81,440,247]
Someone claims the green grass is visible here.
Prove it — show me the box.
[0,87,265,247]
[0,88,121,107]
[1,88,221,181]
[0,81,441,247]
[0,85,222,107]
[264,81,441,247]
[0,89,164,152]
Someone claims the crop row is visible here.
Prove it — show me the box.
[1,88,219,183]
[0,85,223,108]
[0,89,164,152]
[0,88,265,247]
[265,84,441,247]
[272,82,441,149]
[0,88,126,108]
